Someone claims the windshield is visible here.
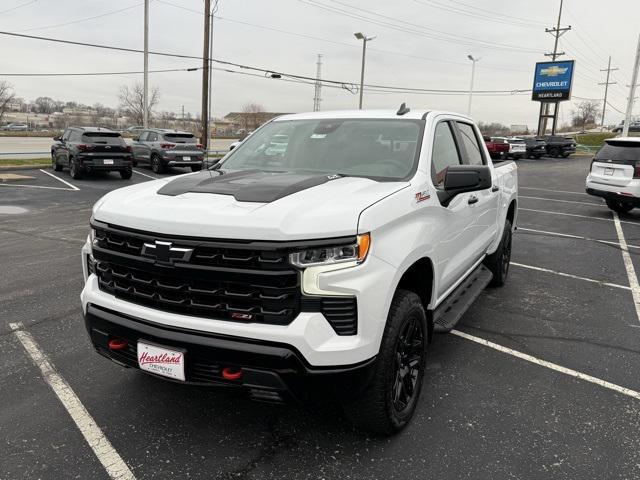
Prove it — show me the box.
[219,118,423,180]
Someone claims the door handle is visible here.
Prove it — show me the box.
[468,195,479,205]
[491,185,500,192]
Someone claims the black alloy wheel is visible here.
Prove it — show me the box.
[392,315,425,414]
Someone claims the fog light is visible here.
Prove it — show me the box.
[222,367,242,380]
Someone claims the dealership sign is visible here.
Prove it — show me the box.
[531,60,575,101]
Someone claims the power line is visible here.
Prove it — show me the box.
[0,0,37,15]
[0,29,532,95]
[447,0,547,26]
[297,0,543,53]
[412,0,540,29]
[0,67,201,76]
[11,2,145,33]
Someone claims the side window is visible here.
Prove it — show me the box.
[456,122,485,166]
[70,130,82,142]
[62,129,71,141]
[138,131,148,142]
[147,132,158,142]
[431,122,462,188]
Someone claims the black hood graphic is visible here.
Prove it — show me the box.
[157,170,342,203]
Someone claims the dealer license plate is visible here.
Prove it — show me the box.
[103,159,114,165]
[604,167,615,176]
[183,156,191,161]
[137,342,185,381]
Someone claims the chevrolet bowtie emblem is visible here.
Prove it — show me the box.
[142,240,193,264]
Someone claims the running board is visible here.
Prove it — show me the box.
[433,264,493,333]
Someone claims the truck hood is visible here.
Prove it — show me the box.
[92,171,408,240]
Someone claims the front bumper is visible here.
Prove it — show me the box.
[586,187,640,206]
[84,303,377,403]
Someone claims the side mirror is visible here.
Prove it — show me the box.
[53,136,61,141]
[438,165,492,206]
[132,136,140,142]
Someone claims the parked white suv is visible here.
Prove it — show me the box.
[586,137,640,212]
[81,108,518,434]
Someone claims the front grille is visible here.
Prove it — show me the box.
[92,223,300,325]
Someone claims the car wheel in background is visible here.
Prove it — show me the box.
[191,164,202,172]
[120,168,133,180]
[484,219,512,287]
[150,154,165,174]
[606,200,634,213]
[69,160,83,180]
[343,289,428,436]
[562,153,571,158]
[549,147,560,157]
[52,155,63,171]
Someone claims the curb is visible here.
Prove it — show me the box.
[0,164,50,171]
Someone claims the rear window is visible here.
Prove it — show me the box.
[595,142,640,162]
[163,133,196,143]
[81,132,124,144]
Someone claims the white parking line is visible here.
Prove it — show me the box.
[518,226,640,250]
[520,208,640,226]
[451,329,640,401]
[39,169,80,191]
[520,195,604,207]
[511,262,630,290]
[9,322,135,480]
[132,169,158,180]
[0,183,72,191]
[613,212,640,324]
[520,186,587,196]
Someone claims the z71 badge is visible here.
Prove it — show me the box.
[415,190,430,203]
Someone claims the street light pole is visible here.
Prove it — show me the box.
[354,32,376,110]
[467,55,480,116]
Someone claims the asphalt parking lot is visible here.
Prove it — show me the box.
[2,157,640,480]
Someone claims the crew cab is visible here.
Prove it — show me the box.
[131,129,204,173]
[483,136,510,159]
[81,108,518,435]
[52,127,133,179]
[586,137,640,213]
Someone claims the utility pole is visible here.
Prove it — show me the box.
[623,34,640,137]
[181,105,185,129]
[313,54,323,112]
[200,0,211,148]
[538,0,571,136]
[599,56,618,130]
[207,3,215,154]
[143,0,149,128]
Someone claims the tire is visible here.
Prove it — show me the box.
[191,164,202,172]
[343,290,428,436]
[606,199,634,213]
[52,154,63,171]
[484,219,512,287]
[562,153,571,158]
[150,154,165,174]
[549,147,560,158]
[120,168,133,180]
[69,159,83,179]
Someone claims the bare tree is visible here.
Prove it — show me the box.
[572,100,601,130]
[34,96,57,114]
[0,81,16,124]
[118,82,160,125]
[240,102,265,131]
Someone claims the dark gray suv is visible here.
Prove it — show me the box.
[131,129,204,173]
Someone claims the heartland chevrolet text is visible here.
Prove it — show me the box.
[81,108,518,435]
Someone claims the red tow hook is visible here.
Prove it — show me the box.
[108,338,128,351]
[222,367,242,381]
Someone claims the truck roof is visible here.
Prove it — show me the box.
[273,109,473,122]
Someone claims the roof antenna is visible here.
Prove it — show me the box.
[396,102,410,116]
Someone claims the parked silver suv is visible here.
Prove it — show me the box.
[131,129,204,173]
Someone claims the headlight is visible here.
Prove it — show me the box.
[290,233,370,268]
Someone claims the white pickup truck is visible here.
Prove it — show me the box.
[81,107,518,435]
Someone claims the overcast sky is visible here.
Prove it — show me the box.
[1,0,638,128]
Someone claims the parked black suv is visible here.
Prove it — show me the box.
[52,127,133,179]
[543,135,576,158]
[131,129,204,173]
[523,137,547,159]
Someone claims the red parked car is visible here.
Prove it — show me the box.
[483,136,510,160]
